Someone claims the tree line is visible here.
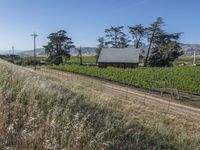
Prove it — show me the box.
[44,17,183,67]
[96,17,183,67]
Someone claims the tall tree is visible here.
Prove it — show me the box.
[148,32,183,67]
[119,36,130,48]
[144,17,165,66]
[105,26,130,48]
[44,30,75,65]
[96,37,106,63]
[128,24,146,48]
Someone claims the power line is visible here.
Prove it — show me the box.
[11,46,14,62]
[31,32,39,70]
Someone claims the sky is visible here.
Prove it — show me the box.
[0,0,200,51]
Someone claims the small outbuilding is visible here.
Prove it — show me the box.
[98,48,140,68]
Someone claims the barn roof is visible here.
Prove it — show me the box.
[98,48,140,63]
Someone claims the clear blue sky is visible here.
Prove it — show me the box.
[0,0,200,51]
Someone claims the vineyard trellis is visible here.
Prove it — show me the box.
[49,64,200,103]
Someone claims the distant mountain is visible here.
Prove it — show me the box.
[180,44,200,55]
[10,44,200,57]
[17,47,97,57]
[17,48,46,56]
[0,50,21,55]
[140,44,200,55]
[70,47,96,56]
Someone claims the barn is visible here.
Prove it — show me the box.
[98,48,140,68]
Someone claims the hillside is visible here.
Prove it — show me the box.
[17,48,47,56]
[180,44,200,55]
[141,44,200,55]
[0,59,200,149]
[17,47,96,57]
[13,44,200,57]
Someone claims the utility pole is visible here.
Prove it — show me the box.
[12,46,14,62]
[12,46,14,55]
[31,32,38,70]
[78,46,83,65]
[193,50,196,66]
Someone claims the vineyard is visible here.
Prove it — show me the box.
[51,64,200,94]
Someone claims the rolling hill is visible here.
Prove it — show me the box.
[1,44,200,57]
[1,59,200,149]
[17,47,97,57]
[180,44,200,55]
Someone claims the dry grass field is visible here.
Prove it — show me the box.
[0,59,200,149]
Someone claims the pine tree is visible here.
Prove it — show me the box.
[128,24,146,48]
[105,26,130,48]
[44,30,75,65]
[96,37,106,63]
[148,33,183,67]
[144,17,165,66]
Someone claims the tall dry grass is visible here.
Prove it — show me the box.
[0,59,200,149]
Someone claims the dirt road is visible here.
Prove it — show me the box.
[37,68,200,120]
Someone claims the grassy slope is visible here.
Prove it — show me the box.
[52,64,200,94]
[0,59,200,149]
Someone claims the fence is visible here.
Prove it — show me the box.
[36,67,200,115]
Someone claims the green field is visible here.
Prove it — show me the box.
[69,56,97,64]
[67,55,200,66]
[69,55,200,66]
[52,64,200,94]
[4,54,200,67]
[174,55,200,66]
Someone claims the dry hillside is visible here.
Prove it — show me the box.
[0,59,200,149]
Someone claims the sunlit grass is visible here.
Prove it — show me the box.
[0,59,200,149]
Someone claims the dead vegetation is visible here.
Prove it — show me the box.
[0,59,200,149]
